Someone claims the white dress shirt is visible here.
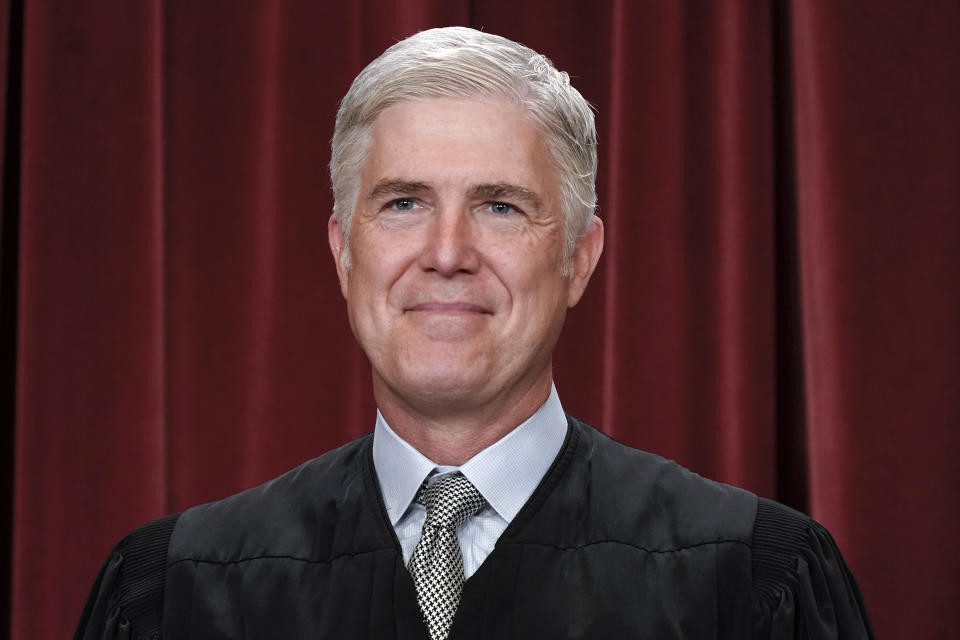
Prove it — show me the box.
[372,384,568,579]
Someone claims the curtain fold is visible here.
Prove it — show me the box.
[1,1,22,637]
[11,1,168,636]
[3,1,957,638]
[790,2,960,634]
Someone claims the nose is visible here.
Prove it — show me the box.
[418,207,480,276]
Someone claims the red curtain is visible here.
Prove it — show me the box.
[4,1,958,638]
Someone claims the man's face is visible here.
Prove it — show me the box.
[329,97,601,417]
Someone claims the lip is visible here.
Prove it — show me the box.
[406,302,492,314]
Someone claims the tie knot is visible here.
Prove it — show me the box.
[417,473,485,530]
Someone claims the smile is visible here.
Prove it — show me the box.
[406,302,492,314]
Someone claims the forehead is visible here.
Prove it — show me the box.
[360,97,560,199]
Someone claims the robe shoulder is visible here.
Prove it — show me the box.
[751,497,875,638]
[553,417,874,639]
[73,513,181,640]
[74,434,386,640]
[168,432,391,564]
[514,416,759,550]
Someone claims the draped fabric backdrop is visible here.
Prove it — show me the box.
[3,1,958,638]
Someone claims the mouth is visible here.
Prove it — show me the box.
[405,302,492,314]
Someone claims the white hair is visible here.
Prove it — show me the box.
[330,26,597,271]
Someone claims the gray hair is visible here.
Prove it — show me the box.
[329,27,597,268]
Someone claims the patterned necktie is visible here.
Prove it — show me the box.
[408,473,485,640]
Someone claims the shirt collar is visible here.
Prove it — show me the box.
[372,384,568,525]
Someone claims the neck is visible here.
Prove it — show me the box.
[374,375,553,466]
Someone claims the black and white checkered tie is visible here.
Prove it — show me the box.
[408,473,485,640]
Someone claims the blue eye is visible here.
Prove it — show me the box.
[489,202,513,215]
[392,198,417,211]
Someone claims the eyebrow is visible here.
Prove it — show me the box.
[367,180,432,202]
[469,183,545,210]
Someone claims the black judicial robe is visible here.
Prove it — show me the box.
[75,416,874,639]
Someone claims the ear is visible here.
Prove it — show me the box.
[566,215,604,308]
[327,214,350,298]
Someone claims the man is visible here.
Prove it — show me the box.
[76,27,873,639]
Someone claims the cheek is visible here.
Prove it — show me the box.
[501,265,569,321]
[496,238,563,284]
[349,237,417,295]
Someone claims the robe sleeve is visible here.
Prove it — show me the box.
[73,513,181,640]
[751,498,875,639]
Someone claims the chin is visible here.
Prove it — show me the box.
[392,360,492,405]
[399,341,487,375]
